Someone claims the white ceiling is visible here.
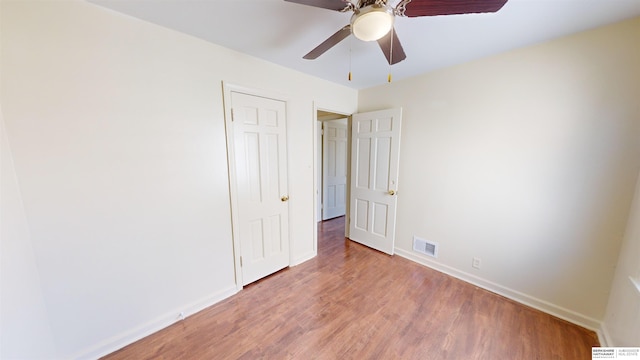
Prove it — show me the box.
[90,0,640,89]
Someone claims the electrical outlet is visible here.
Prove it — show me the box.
[472,257,481,269]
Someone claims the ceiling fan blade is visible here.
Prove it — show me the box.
[284,0,351,11]
[377,27,406,65]
[303,25,351,60]
[400,0,508,17]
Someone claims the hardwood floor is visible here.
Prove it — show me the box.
[103,216,599,359]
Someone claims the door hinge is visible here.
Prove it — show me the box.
[231,108,235,121]
[239,256,242,267]
[321,128,324,135]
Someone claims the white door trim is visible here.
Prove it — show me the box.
[223,82,291,290]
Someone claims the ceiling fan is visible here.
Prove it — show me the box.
[285,0,509,65]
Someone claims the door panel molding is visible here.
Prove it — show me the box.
[223,82,291,289]
[348,108,402,255]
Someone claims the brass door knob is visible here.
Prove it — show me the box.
[281,195,289,202]
[388,190,396,196]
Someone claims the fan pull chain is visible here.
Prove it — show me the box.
[388,27,393,83]
[348,36,353,81]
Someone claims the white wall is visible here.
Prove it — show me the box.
[1,110,58,359]
[4,0,638,356]
[602,171,640,346]
[1,1,356,358]
[358,17,640,329]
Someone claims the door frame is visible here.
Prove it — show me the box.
[312,103,352,251]
[223,82,291,290]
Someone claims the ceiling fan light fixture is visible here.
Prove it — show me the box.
[351,5,394,42]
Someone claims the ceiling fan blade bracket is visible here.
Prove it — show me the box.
[395,0,411,16]
[341,2,357,12]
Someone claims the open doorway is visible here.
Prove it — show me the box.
[313,106,403,256]
[314,108,352,253]
[316,110,350,221]
[318,115,348,221]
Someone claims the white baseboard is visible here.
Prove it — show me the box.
[598,324,614,347]
[395,248,602,333]
[71,285,238,360]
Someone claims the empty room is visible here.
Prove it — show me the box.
[2,0,639,359]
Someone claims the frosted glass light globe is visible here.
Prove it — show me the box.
[351,5,395,42]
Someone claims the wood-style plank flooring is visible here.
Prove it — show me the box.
[103,216,598,359]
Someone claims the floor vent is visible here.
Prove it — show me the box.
[413,236,438,258]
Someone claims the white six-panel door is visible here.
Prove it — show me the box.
[229,90,289,286]
[349,108,402,255]
[322,120,348,220]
